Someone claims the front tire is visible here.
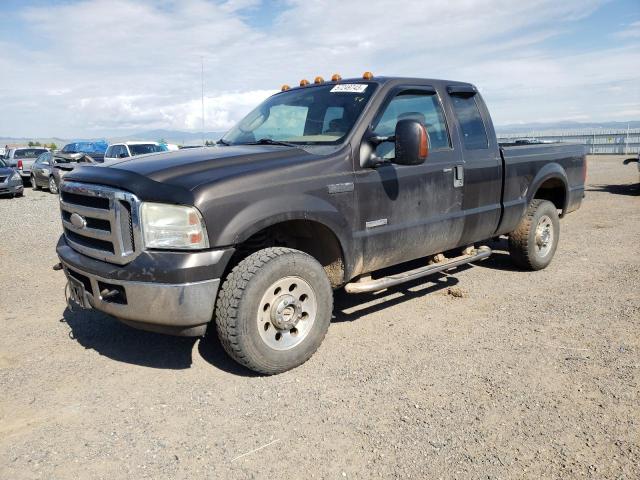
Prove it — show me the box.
[31,175,40,190]
[48,176,59,194]
[215,247,333,374]
[508,199,560,270]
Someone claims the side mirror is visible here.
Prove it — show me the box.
[393,119,429,165]
[118,152,128,158]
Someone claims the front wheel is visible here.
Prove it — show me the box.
[48,176,59,194]
[508,199,560,270]
[31,175,40,190]
[215,247,333,374]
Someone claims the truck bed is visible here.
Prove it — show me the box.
[498,142,586,234]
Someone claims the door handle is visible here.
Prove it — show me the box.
[453,165,464,187]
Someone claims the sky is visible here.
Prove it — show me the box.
[0,0,639,138]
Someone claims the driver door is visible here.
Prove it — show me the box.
[355,86,464,273]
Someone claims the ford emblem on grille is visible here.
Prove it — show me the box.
[70,212,87,229]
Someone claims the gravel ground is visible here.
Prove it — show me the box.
[1,155,638,479]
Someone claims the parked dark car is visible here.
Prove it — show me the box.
[31,151,97,194]
[57,74,586,374]
[0,158,24,197]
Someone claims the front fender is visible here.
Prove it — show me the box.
[216,192,353,264]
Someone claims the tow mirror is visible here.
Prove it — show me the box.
[393,119,429,166]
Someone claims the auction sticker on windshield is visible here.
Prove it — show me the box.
[330,84,368,93]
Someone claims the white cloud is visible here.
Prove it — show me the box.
[0,0,637,137]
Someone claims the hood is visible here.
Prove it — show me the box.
[63,145,317,205]
[0,166,15,177]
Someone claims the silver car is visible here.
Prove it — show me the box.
[3,147,49,181]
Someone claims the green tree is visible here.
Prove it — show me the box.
[28,141,34,146]
[49,143,58,150]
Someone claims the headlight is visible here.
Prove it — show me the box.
[140,202,209,250]
[8,170,21,182]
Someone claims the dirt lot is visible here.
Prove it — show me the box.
[0,155,638,479]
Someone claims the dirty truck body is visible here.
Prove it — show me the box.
[57,76,586,374]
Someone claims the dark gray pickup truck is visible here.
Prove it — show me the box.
[56,74,586,374]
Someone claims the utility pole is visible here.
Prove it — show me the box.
[201,56,205,146]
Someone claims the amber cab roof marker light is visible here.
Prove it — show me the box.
[299,79,310,87]
[362,71,374,80]
[281,84,290,91]
[314,76,324,84]
[331,73,342,82]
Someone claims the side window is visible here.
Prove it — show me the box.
[373,90,450,160]
[105,146,114,158]
[450,95,488,150]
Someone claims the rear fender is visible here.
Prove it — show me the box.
[526,163,569,213]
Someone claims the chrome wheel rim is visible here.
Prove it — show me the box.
[49,177,58,193]
[257,276,317,351]
[535,215,554,257]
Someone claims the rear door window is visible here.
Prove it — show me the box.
[450,95,488,150]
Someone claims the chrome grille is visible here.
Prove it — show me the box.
[59,181,141,265]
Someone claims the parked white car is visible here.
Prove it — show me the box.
[104,141,167,161]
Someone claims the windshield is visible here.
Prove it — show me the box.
[129,144,166,155]
[222,83,376,146]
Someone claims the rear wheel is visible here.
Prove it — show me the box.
[48,176,59,194]
[508,199,560,270]
[31,175,40,190]
[215,247,333,374]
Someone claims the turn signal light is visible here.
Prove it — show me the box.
[331,73,342,82]
[362,71,374,80]
[299,79,310,87]
[281,84,290,91]
[314,76,324,84]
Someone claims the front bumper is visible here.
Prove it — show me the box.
[57,236,234,336]
[0,181,23,195]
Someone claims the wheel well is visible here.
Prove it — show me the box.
[534,178,566,211]
[228,220,345,287]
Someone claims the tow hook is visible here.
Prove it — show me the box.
[52,262,63,271]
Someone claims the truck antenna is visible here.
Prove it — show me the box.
[201,56,205,147]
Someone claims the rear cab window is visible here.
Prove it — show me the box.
[15,148,47,158]
[449,94,489,150]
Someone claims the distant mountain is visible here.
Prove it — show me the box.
[496,120,640,134]
[110,129,228,145]
[0,129,228,147]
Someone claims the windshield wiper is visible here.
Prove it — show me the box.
[245,138,299,148]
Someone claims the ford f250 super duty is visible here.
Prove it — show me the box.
[56,73,586,374]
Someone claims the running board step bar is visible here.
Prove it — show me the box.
[344,246,492,294]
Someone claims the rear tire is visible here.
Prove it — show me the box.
[508,199,560,270]
[48,176,59,194]
[215,247,333,375]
